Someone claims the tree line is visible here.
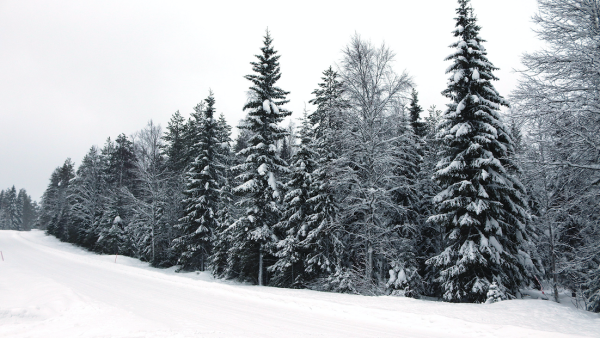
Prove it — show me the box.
[34,0,599,310]
[0,186,38,231]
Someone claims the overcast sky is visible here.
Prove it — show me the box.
[0,0,540,201]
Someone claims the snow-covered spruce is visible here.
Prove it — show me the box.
[269,114,317,287]
[41,159,75,242]
[174,92,227,271]
[228,30,291,285]
[302,67,347,282]
[485,282,506,304]
[1,186,21,230]
[68,147,107,249]
[426,0,531,303]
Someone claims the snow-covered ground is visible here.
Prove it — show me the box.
[0,230,598,338]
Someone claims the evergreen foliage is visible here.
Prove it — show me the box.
[335,34,415,292]
[68,146,106,248]
[302,67,347,282]
[511,0,600,311]
[270,114,317,287]
[175,92,227,271]
[209,112,234,275]
[41,159,75,241]
[426,0,530,303]
[229,30,291,285]
[408,89,426,138]
[30,20,598,312]
[485,282,506,304]
[163,110,188,175]
[107,134,138,193]
[0,187,37,231]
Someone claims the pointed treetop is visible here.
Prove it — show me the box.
[204,89,216,120]
[443,0,506,110]
[244,29,290,113]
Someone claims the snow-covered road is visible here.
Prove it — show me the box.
[1,230,598,337]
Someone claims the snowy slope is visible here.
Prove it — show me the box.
[0,230,598,338]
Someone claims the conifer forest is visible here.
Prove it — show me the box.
[27,0,600,310]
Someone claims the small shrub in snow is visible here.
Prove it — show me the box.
[485,282,506,304]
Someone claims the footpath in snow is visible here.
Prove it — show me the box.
[0,230,598,337]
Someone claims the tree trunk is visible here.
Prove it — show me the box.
[366,241,373,284]
[549,222,559,303]
[258,247,264,286]
[151,223,155,264]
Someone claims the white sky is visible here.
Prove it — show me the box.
[0,0,540,201]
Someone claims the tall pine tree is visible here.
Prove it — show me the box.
[162,110,188,175]
[270,113,317,287]
[303,67,347,285]
[209,112,234,276]
[229,30,291,285]
[175,91,227,271]
[426,0,530,302]
[408,89,426,138]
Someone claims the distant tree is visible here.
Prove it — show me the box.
[233,123,252,156]
[408,89,426,138]
[279,137,291,164]
[162,110,188,175]
[0,188,35,231]
[107,134,138,193]
[41,159,75,240]
[19,189,36,231]
[0,190,5,229]
[68,146,107,248]
[5,186,20,230]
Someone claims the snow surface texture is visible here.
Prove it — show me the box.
[1,230,598,338]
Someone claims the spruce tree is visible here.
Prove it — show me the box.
[108,134,138,193]
[18,189,34,231]
[229,30,291,285]
[5,186,19,230]
[303,67,346,282]
[279,137,291,164]
[417,105,445,296]
[97,213,128,255]
[426,0,530,302]
[270,114,317,287]
[0,190,5,229]
[69,146,107,248]
[43,159,75,240]
[162,110,188,175]
[485,282,506,304]
[175,91,226,271]
[408,89,426,138]
[209,112,234,276]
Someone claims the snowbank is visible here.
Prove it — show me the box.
[0,230,598,337]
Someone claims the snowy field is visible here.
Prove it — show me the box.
[0,230,598,338]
